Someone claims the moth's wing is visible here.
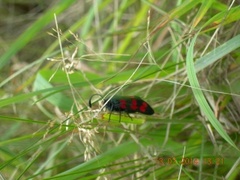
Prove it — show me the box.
[134,96,154,115]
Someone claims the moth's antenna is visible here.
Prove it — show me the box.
[89,94,103,107]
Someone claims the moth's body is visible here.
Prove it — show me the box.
[103,96,154,115]
[89,94,154,122]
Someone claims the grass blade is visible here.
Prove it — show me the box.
[186,34,239,151]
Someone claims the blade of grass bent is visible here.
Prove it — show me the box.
[186,34,239,151]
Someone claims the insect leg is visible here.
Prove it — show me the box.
[109,111,112,122]
[108,104,114,122]
[126,112,132,120]
[119,111,122,122]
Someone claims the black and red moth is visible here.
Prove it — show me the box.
[89,94,154,122]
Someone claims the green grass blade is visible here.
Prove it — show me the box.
[186,34,239,151]
[192,0,214,27]
[49,137,153,179]
[0,0,76,69]
[202,6,240,31]
[195,34,240,72]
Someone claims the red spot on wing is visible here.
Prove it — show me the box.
[120,99,127,109]
[130,99,138,110]
[139,102,148,113]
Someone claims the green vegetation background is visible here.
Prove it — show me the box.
[0,0,240,179]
